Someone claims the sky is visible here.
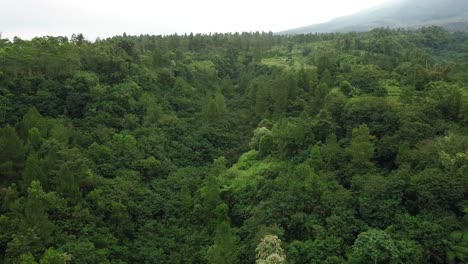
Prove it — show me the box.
[0,0,391,40]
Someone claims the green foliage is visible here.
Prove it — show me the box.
[22,151,46,189]
[19,253,37,264]
[202,90,228,121]
[39,248,70,264]
[348,124,375,171]
[6,181,59,260]
[56,164,80,200]
[20,107,48,138]
[0,125,25,183]
[0,29,466,263]
[349,229,401,264]
[352,174,404,228]
[206,222,239,264]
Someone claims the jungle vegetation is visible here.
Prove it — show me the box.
[0,27,467,263]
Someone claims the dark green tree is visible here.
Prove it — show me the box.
[207,222,239,264]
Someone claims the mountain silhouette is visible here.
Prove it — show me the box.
[281,0,468,34]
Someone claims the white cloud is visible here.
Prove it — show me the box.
[0,0,391,40]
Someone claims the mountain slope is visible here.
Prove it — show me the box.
[281,0,468,34]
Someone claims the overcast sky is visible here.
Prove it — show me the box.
[1,0,391,40]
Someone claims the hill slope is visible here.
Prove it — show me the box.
[281,0,468,34]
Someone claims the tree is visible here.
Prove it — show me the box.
[311,83,330,114]
[199,174,228,233]
[255,84,271,118]
[56,164,80,200]
[426,81,463,121]
[22,181,54,241]
[19,253,37,264]
[323,88,347,125]
[22,151,47,189]
[0,125,25,183]
[339,80,354,97]
[214,90,228,118]
[202,90,228,121]
[256,235,286,264]
[459,90,468,125]
[352,174,404,228]
[250,127,271,150]
[445,231,468,264]
[320,69,333,87]
[207,222,238,264]
[20,107,48,139]
[349,229,400,264]
[27,127,43,151]
[39,248,71,264]
[139,93,162,125]
[411,168,466,211]
[321,133,343,171]
[343,96,400,139]
[348,124,375,171]
[271,74,290,118]
[7,181,56,260]
[308,145,324,172]
[71,33,85,45]
[340,64,386,94]
[110,133,141,168]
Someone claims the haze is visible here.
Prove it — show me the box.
[1,0,391,40]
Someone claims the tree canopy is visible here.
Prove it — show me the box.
[0,28,467,263]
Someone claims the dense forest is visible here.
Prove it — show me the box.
[0,27,467,263]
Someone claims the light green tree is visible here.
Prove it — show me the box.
[256,235,286,264]
[18,253,37,264]
[250,127,271,150]
[40,248,71,264]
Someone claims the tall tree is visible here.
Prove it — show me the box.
[56,164,80,200]
[0,125,25,183]
[22,151,46,190]
[207,222,238,264]
[348,124,375,171]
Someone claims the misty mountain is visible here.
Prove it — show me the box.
[281,0,468,34]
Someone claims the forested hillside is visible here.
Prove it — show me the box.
[281,0,468,34]
[0,27,467,263]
